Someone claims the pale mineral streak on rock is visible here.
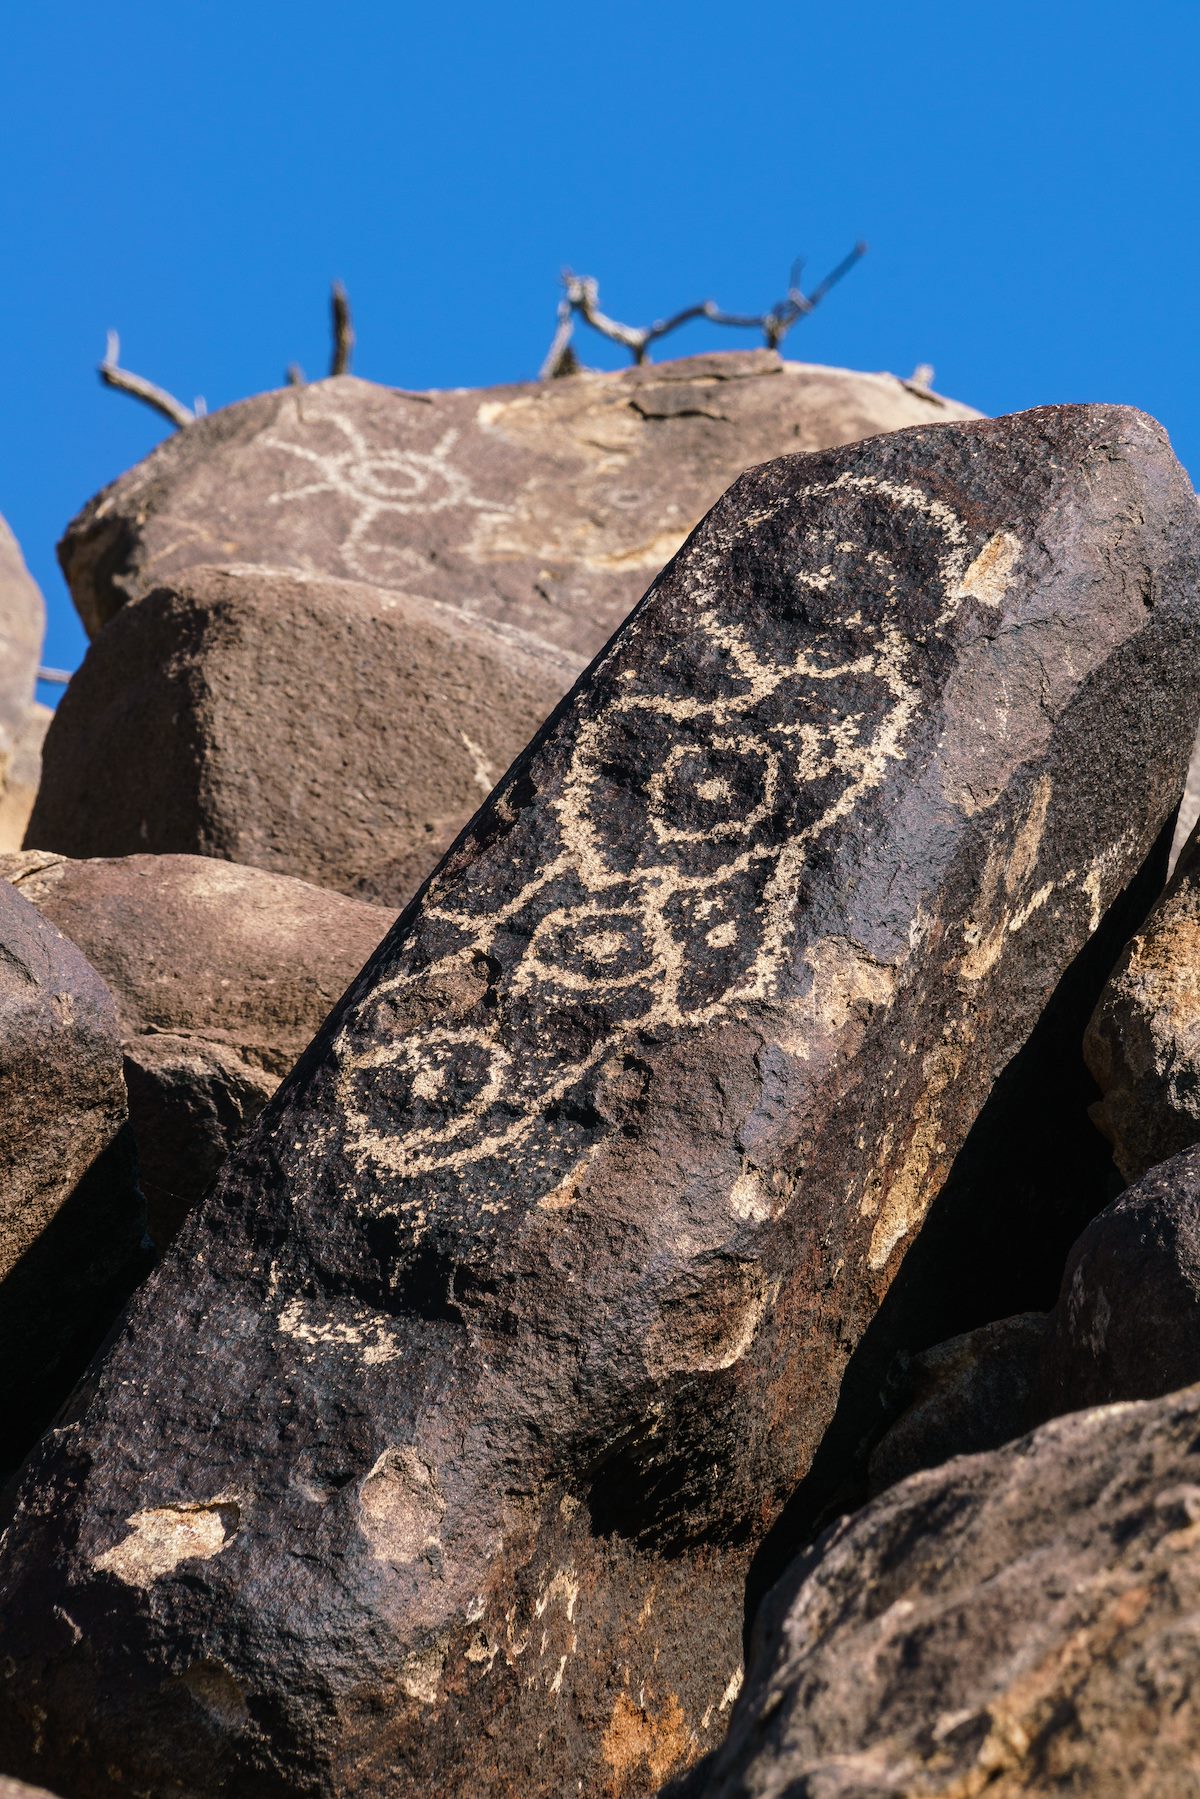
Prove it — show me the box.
[94,1499,240,1589]
[276,1295,401,1366]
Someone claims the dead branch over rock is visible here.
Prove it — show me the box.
[540,245,867,378]
[97,332,197,429]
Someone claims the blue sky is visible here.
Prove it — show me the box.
[1,1,1196,695]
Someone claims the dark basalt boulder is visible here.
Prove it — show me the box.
[868,1145,1200,1495]
[1,406,1198,1798]
[57,354,978,659]
[1034,1144,1200,1419]
[0,852,394,1244]
[1086,821,1200,1182]
[0,879,145,1476]
[673,1379,1200,1799]
[24,566,576,904]
[866,1310,1048,1495]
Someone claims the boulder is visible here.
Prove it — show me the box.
[0,852,394,1244]
[1086,825,1200,1181]
[0,406,1196,1799]
[58,354,980,660]
[1034,1144,1200,1419]
[674,1380,1200,1799]
[24,567,576,903]
[0,518,46,852]
[869,1145,1200,1495]
[0,878,145,1475]
[866,1311,1047,1495]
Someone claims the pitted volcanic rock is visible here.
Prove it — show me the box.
[1,405,1198,1798]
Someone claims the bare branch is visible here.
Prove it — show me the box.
[330,282,354,377]
[541,246,868,375]
[539,294,578,379]
[98,332,194,428]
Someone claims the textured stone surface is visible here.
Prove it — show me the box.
[1087,826,1200,1181]
[1,406,1197,1799]
[0,518,46,852]
[674,1380,1200,1799]
[0,852,393,1243]
[867,1311,1047,1496]
[1034,1145,1200,1420]
[24,566,575,903]
[0,1780,64,1798]
[0,878,144,1474]
[58,354,979,659]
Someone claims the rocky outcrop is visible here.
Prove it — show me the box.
[24,567,575,902]
[58,355,979,660]
[0,406,1196,1799]
[0,878,145,1475]
[1086,825,1200,1181]
[0,518,47,852]
[674,1379,1200,1799]
[0,852,394,1243]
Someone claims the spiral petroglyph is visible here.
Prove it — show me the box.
[332,472,1015,1213]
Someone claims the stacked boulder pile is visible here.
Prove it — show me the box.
[2,350,1200,1797]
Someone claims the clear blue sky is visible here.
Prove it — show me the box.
[1,1,1196,697]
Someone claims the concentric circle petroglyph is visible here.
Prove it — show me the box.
[260,410,507,582]
[330,473,1019,1209]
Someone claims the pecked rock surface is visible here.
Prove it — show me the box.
[1,406,1198,1798]
[673,1380,1200,1799]
[58,353,978,660]
[24,566,575,902]
[0,852,394,1244]
[0,518,47,852]
[0,878,144,1475]
[1086,823,1200,1182]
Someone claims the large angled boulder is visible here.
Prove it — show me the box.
[0,518,47,852]
[0,852,393,1244]
[24,566,575,903]
[1086,825,1200,1181]
[676,1379,1200,1799]
[0,406,1197,1799]
[59,354,978,660]
[0,878,145,1476]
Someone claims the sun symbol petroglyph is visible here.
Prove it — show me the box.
[328,476,1021,1222]
[260,404,508,582]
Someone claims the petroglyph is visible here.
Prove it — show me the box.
[260,409,508,584]
[331,472,1005,1225]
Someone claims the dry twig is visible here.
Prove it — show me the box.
[540,245,867,378]
[98,332,197,428]
[330,281,354,376]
